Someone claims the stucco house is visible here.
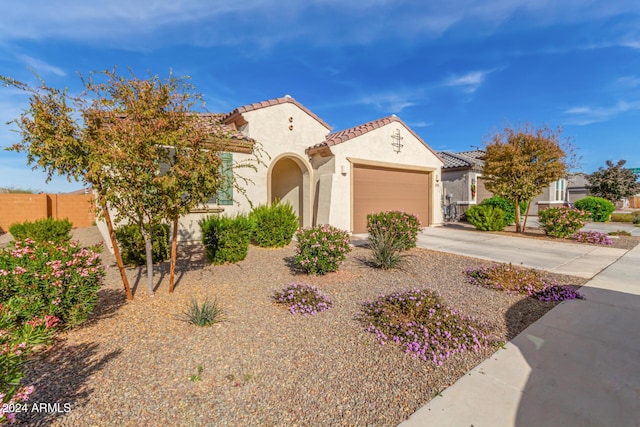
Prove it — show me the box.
[438,150,492,216]
[98,95,444,246]
[438,149,589,216]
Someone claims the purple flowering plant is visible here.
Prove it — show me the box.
[272,283,332,315]
[358,289,491,365]
[294,225,351,275]
[571,231,613,246]
[465,263,584,302]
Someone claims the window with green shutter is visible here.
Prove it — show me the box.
[208,152,233,205]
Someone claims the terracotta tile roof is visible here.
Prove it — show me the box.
[438,150,486,169]
[222,95,332,131]
[194,113,255,153]
[307,115,443,162]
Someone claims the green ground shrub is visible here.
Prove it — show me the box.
[574,196,615,222]
[366,210,421,251]
[9,217,72,244]
[115,223,171,266]
[200,214,252,264]
[466,205,506,231]
[249,200,299,247]
[479,196,526,225]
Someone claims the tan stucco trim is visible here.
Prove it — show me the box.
[267,152,315,227]
[346,157,437,172]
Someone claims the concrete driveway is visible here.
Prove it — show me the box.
[399,226,640,427]
[415,226,627,278]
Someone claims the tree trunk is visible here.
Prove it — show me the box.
[101,202,134,300]
[142,224,154,296]
[522,201,532,233]
[515,196,522,233]
[169,215,179,293]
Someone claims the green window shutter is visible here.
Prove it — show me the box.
[208,153,233,205]
[218,152,234,205]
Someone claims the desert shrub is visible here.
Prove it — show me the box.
[0,239,105,327]
[366,211,421,251]
[200,214,252,264]
[358,289,490,365]
[609,230,632,236]
[571,231,613,246]
[249,200,299,248]
[9,217,72,245]
[480,196,526,225]
[465,264,583,301]
[114,223,171,266]
[574,196,615,222]
[0,303,58,424]
[182,297,225,326]
[538,207,590,238]
[466,205,506,231]
[272,283,332,315]
[368,229,405,270]
[294,225,351,275]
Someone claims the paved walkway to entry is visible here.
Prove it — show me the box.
[399,228,640,426]
[414,226,627,278]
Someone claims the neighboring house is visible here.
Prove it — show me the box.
[438,150,490,215]
[439,149,589,216]
[98,95,444,246]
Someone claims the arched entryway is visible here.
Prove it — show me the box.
[268,154,313,227]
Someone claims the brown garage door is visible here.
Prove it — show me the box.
[352,164,431,233]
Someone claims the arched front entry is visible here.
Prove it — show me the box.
[268,154,313,227]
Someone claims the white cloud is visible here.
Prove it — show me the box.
[357,90,427,113]
[2,0,639,50]
[443,70,495,93]
[563,100,640,125]
[16,55,66,77]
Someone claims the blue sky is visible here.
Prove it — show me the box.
[1,0,639,193]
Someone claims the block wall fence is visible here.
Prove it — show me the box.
[0,193,95,233]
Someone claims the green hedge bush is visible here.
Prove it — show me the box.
[479,196,526,225]
[610,211,640,223]
[114,223,171,266]
[9,217,72,244]
[466,205,506,231]
[366,211,421,251]
[249,201,299,247]
[200,214,252,264]
[574,196,615,222]
[538,207,590,238]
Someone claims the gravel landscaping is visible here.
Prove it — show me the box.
[17,227,589,426]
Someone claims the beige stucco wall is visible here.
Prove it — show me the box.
[326,122,444,230]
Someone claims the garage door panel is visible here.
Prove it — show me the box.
[352,165,430,233]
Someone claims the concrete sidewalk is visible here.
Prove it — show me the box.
[399,234,640,426]
[414,226,627,278]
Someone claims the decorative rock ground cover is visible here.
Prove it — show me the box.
[17,227,587,426]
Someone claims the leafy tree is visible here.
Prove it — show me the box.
[2,69,260,297]
[1,74,134,300]
[586,160,640,202]
[482,124,573,232]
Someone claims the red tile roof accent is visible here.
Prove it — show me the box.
[221,96,332,131]
[307,115,443,163]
